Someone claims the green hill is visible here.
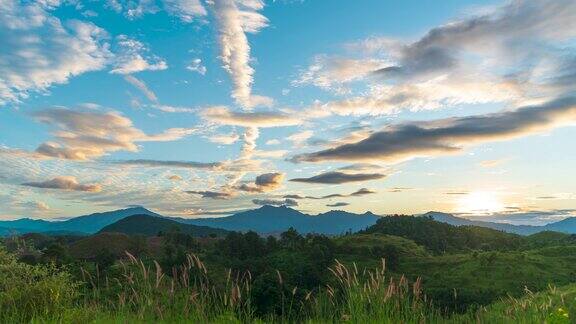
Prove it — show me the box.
[69,232,149,259]
[362,215,523,253]
[98,214,230,237]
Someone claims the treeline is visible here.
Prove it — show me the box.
[362,215,523,253]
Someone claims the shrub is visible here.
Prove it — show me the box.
[0,248,80,323]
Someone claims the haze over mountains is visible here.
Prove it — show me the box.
[1,206,575,237]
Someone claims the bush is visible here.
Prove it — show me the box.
[0,248,80,322]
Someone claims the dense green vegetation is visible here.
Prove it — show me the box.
[1,215,575,323]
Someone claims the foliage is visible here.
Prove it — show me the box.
[362,215,523,253]
[0,247,80,323]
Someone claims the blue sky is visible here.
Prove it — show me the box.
[1,0,575,225]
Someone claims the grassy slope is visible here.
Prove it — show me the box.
[333,233,576,311]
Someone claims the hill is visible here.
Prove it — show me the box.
[99,214,229,237]
[362,215,523,253]
[68,232,149,259]
[182,205,380,234]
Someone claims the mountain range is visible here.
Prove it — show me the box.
[423,212,576,235]
[99,214,230,237]
[1,206,575,237]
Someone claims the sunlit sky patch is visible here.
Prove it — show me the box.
[0,0,575,225]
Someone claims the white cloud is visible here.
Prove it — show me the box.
[287,130,313,147]
[0,0,111,105]
[163,0,207,22]
[212,0,269,108]
[186,58,207,75]
[32,108,196,160]
[207,132,240,145]
[294,55,389,93]
[124,75,158,102]
[265,139,280,145]
[111,35,168,74]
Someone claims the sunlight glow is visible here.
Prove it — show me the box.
[457,191,504,214]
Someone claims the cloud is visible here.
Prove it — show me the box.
[32,108,195,160]
[124,75,158,102]
[287,130,314,147]
[154,105,196,113]
[283,188,376,202]
[461,209,576,226]
[349,188,376,196]
[387,187,414,193]
[208,132,240,145]
[163,0,207,22]
[302,0,576,117]
[326,202,349,207]
[371,0,576,81]
[237,172,284,193]
[0,1,111,105]
[186,190,234,200]
[252,198,298,207]
[201,106,301,127]
[293,55,388,93]
[118,159,222,170]
[478,159,508,168]
[22,176,102,192]
[240,126,259,159]
[168,175,183,181]
[110,35,167,74]
[186,58,207,75]
[116,158,262,173]
[212,0,269,108]
[292,97,576,164]
[290,171,386,184]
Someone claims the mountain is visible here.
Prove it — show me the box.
[99,214,229,237]
[181,205,380,235]
[4,206,574,237]
[0,207,161,235]
[543,217,576,234]
[422,212,576,235]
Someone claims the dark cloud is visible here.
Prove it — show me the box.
[349,188,376,196]
[237,172,284,193]
[291,97,576,164]
[373,0,576,81]
[185,190,233,200]
[118,159,221,169]
[252,198,298,207]
[22,176,102,192]
[201,106,300,127]
[283,188,376,200]
[326,202,350,207]
[290,171,386,184]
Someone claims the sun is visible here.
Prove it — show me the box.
[456,191,504,214]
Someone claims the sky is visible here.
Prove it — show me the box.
[1,0,575,225]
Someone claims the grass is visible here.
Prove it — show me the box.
[0,245,574,323]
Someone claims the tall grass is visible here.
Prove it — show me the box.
[0,247,573,323]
